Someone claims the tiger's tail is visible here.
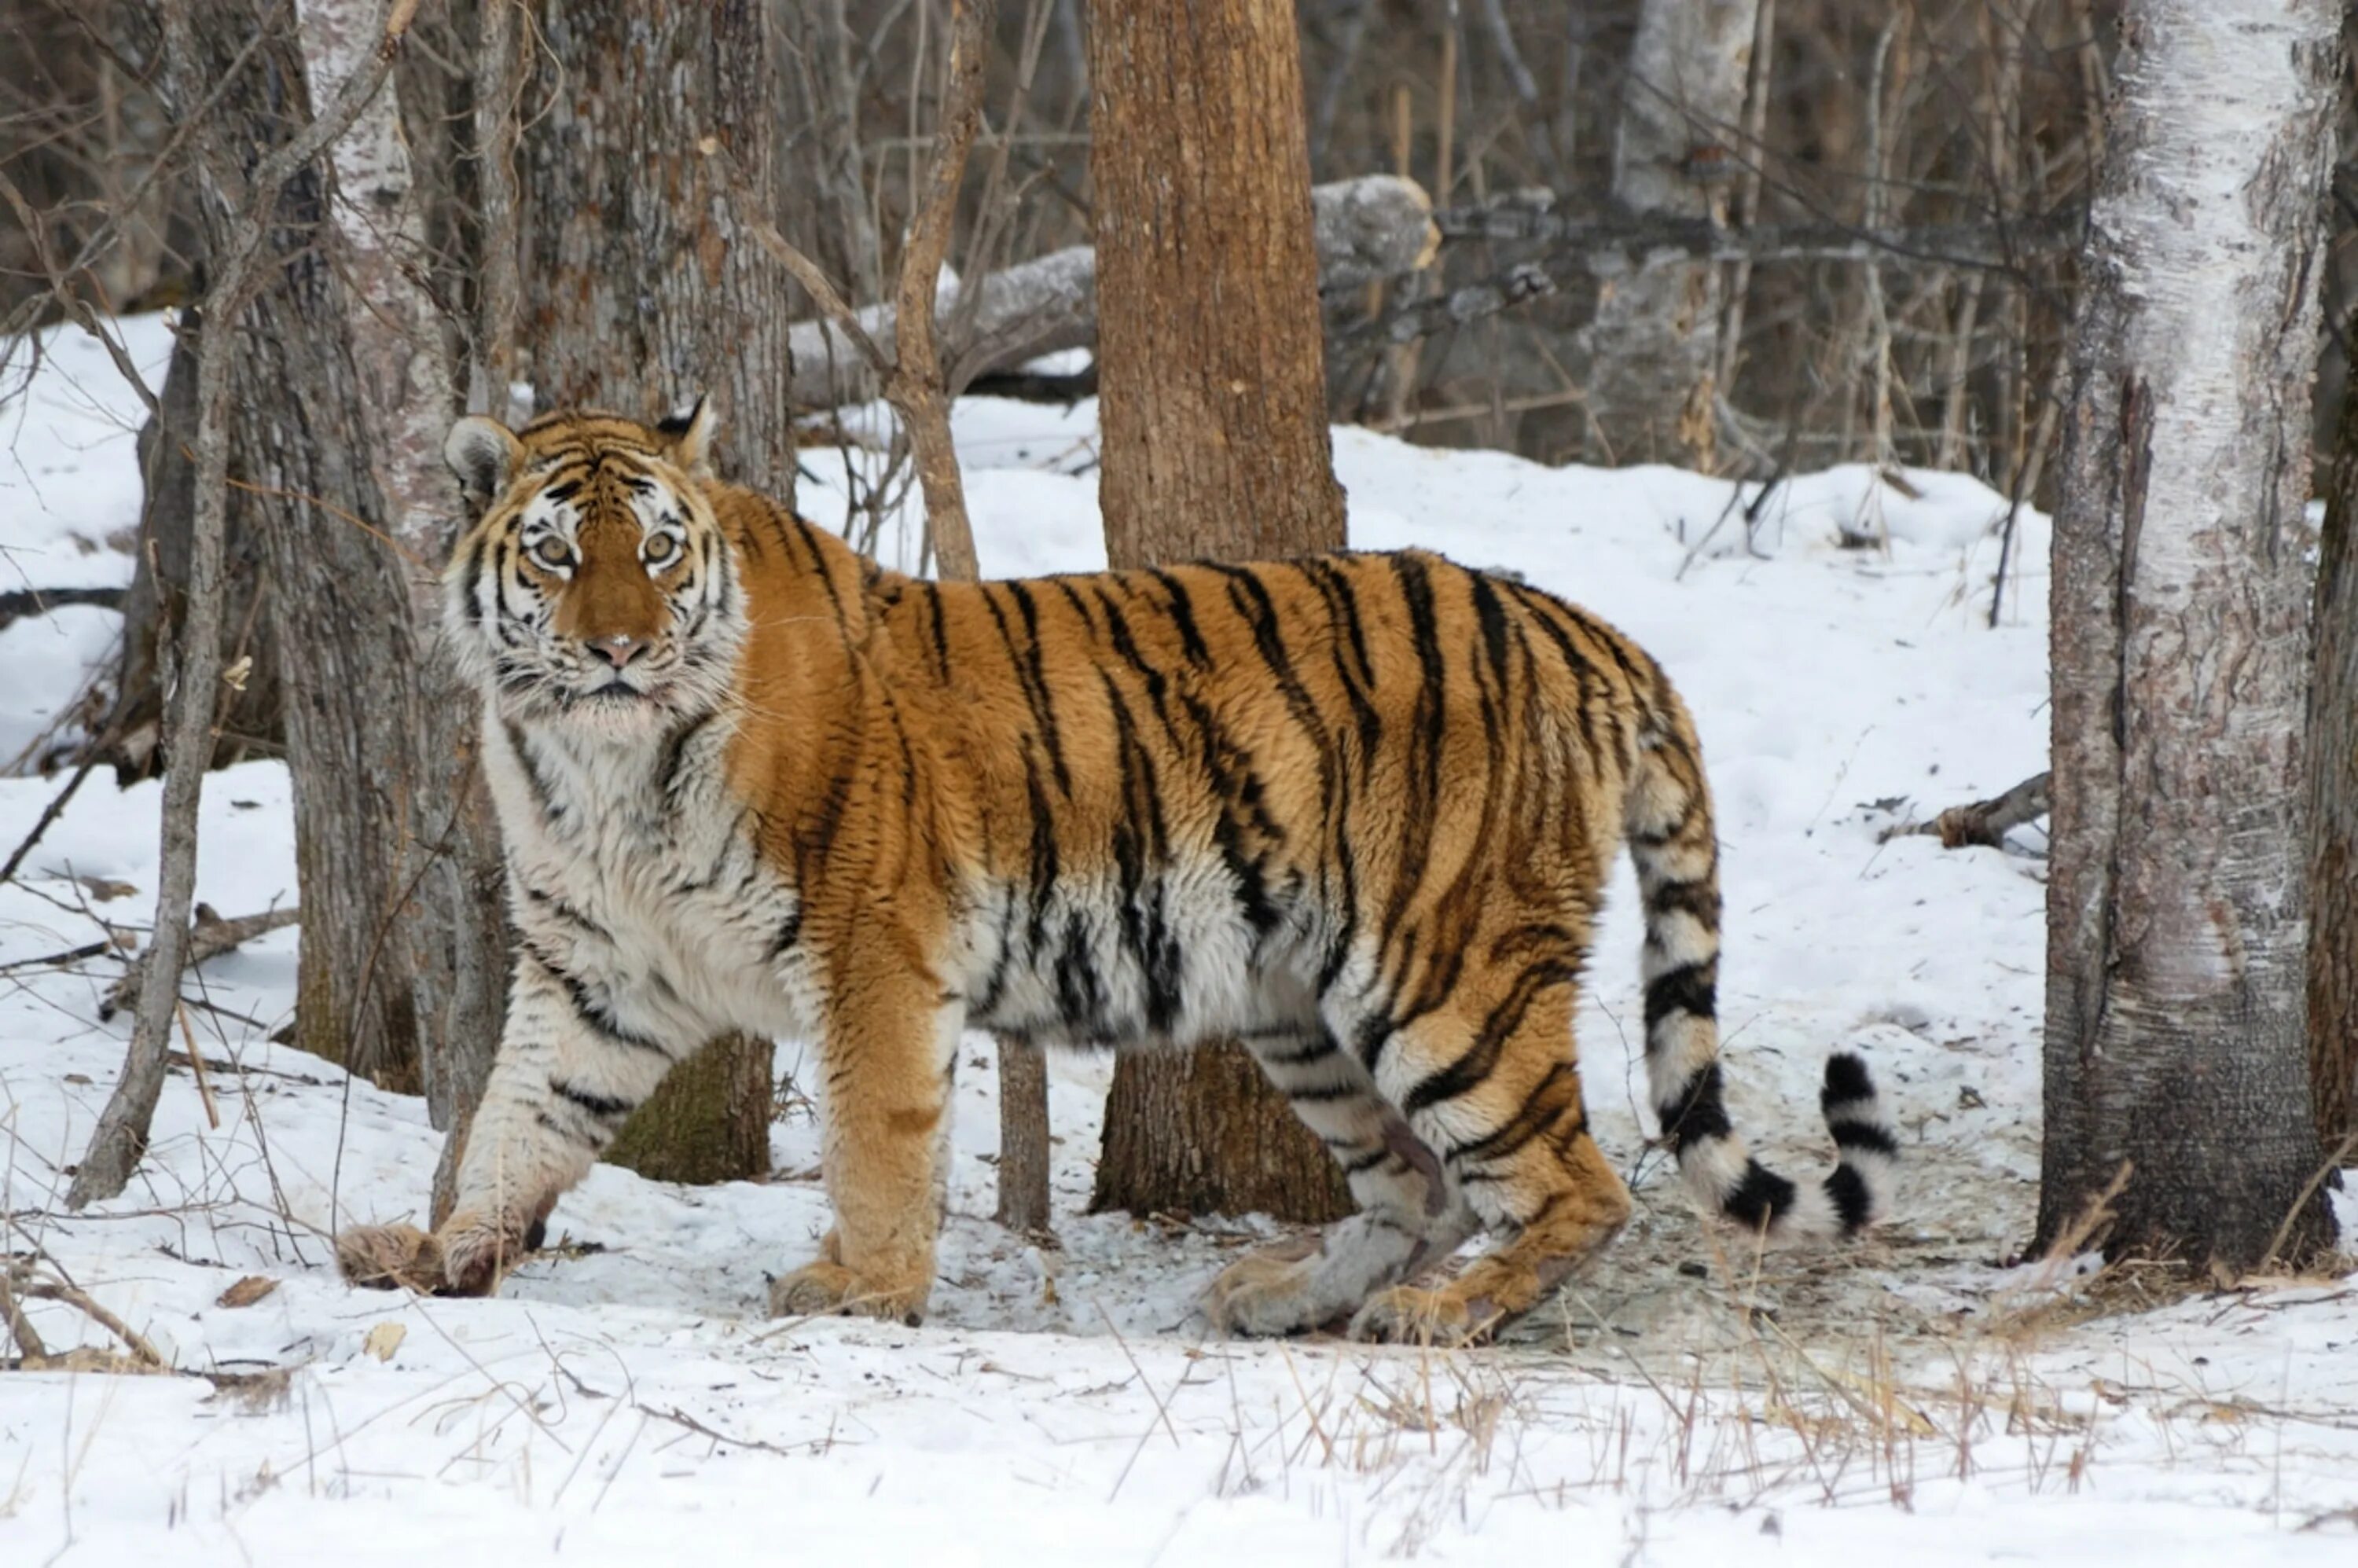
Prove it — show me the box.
[1622,685,1897,1239]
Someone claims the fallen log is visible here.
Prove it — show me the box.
[788,174,1437,409]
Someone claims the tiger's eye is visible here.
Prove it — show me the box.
[531,537,572,570]
[644,534,678,566]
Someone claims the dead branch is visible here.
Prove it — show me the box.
[99,904,300,1020]
[1882,771,2051,848]
[0,586,130,632]
[886,0,994,580]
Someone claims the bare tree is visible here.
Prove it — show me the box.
[1084,0,1353,1225]
[2037,0,2337,1270]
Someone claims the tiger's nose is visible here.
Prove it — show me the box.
[587,634,645,669]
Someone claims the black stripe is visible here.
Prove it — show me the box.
[1825,1165,1875,1232]
[1661,1062,1735,1150]
[1831,1118,1901,1159]
[922,582,953,682]
[1258,1034,1339,1068]
[1822,1052,1876,1105]
[1646,879,1718,926]
[521,940,672,1059]
[1053,913,1106,1038]
[517,879,609,942]
[552,1078,634,1121]
[1021,748,1060,954]
[656,710,718,799]
[1644,960,1718,1034]
[1446,1060,1583,1166]
[1382,554,1448,935]
[1144,569,1212,666]
[1470,571,1513,696]
[1051,577,1098,636]
[502,721,560,822]
[1402,958,1577,1114]
[768,907,804,959]
[536,1109,599,1149]
[1721,1159,1798,1231]
[1003,580,1074,797]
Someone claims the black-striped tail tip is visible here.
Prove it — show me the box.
[1820,1051,1898,1235]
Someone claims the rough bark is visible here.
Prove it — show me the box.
[787,174,1437,410]
[516,0,793,1181]
[103,321,283,780]
[518,0,797,494]
[2307,357,2358,1151]
[294,0,508,1138]
[601,1030,774,1184]
[1585,0,1758,466]
[995,1041,1052,1232]
[1084,0,1351,1225]
[2036,0,2337,1272]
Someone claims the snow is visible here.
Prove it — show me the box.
[3,316,2356,1564]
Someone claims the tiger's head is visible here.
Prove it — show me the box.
[440,401,745,743]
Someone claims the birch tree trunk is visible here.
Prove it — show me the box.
[149,0,435,1095]
[295,0,508,1152]
[2306,359,2358,1152]
[2037,0,2337,1271]
[513,0,797,1181]
[1084,0,1350,1225]
[1585,0,1757,467]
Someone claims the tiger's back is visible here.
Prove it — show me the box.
[336,406,1893,1342]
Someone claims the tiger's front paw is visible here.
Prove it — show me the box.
[334,1209,528,1297]
[336,1221,442,1292]
[766,1256,932,1326]
[1204,1236,1335,1337]
[1348,1284,1491,1346]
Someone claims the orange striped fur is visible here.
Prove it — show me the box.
[333,406,1893,1341]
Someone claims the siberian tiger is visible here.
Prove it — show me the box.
[332,402,1897,1342]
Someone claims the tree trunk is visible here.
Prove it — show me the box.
[601,1030,774,1184]
[515,0,796,1182]
[2307,356,2358,1153]
[105,321,284,781]
[291,0,509,1140]
[152,0,435,1094]
[1083,0,1351,1225]
[2036,0,2337,1272]
[1584,0,1757,467]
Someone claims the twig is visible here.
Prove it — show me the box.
[0,750,105,886]
[101,905,300,1020]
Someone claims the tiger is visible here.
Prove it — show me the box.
[332,401,1897,1342]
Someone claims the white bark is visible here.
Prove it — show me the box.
[296,0,456,618]
[2037,0,2338,1267]
[1585,0,1757,465]
[790,174,1437,409]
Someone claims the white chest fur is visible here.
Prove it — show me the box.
[484,713,815,1052]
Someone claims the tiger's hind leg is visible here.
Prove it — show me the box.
[1204,1028,1461,1337]
[1350,986,1630,1345]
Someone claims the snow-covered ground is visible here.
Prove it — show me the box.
[2,316,2354,1564]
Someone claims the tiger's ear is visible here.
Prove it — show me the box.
[446,415,524,502]
[655,395,718,478]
